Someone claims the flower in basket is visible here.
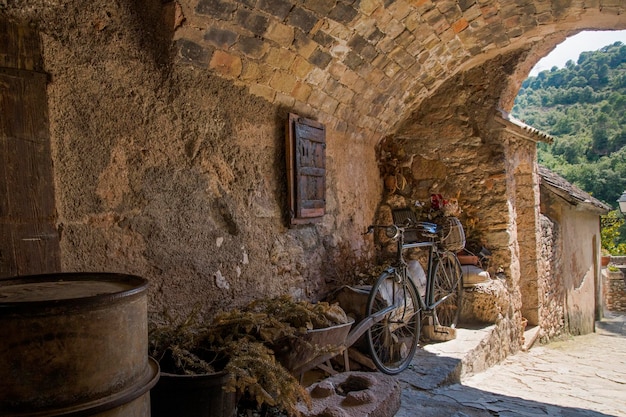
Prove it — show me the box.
[430,194,462,217]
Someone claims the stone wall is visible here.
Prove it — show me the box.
[1,0,620,341]
[537,214,566,342]
[603,269,626,312]
[604,256,626,312]
[0,3,382,317]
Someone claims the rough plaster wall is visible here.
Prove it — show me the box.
[2,1,381,317]
[560,208,599,335]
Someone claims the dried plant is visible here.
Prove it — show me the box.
[149,296,350,417]
[148,307,219,375]
[321,240,378,287]
[222,339,311,417]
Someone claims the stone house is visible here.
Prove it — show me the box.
[538,165,610,340]
[1,0,623,366]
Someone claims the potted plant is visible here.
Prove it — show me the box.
[148,309,239,417]
[149,296,351,417]
[601,248,611,267]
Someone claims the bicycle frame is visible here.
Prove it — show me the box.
[386,225,455,314]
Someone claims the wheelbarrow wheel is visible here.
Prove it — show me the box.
[366,269,421,374]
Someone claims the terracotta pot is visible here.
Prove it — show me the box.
[457,254,479,265]
[601,256,611,267]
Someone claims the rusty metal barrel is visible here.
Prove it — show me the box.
[0,272,159,416]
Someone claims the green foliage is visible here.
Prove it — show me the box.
[513,41,626,209]
[601,210,626,255]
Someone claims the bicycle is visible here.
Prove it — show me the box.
[362,208,465,374]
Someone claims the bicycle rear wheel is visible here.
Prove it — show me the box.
[432,251,463,328]
[366,270,421,374]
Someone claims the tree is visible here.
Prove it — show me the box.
[513,41,626,211]
[592,114,610,155]
[601,210,626,255]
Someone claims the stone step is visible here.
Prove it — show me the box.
[399,324,496,391]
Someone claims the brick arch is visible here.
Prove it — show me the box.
[170,0,626,138]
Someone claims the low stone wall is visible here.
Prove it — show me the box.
[603,269,626,313]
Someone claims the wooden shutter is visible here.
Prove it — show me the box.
[0,23,60,277]
[286,114,326,226]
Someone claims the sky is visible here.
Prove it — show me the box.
[529,30,626,76]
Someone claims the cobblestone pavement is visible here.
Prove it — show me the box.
[397,312,626,416]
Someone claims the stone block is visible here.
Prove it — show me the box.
[313,30,335,48]
[265,21,294,47]
[359,0,380,16]
[204,27,238,48]
[236,9,269,36]
[337,67,359,88]
[347,34,369,54]
[298,372,401,417]
[269,70,298,94]
[306,0,335,15]
[292,55,315,78]
[452,17,469,33]
[238,36,269,59]
[176,39,211,67]
[388,0,412,20]
[327,60,347,80]
[366,27,385,44]
[265,47,296,69]
[309,48,333,69]
[461,279,509,324]
[344,51,364,71]
[329,3,359,24]
[458,0,475,12]
[249,83,276,101]
[273,91,296,107]
[258,0,293,20]
[319,93,340,114]
[209,50,242,78]
[287,7,319,33]
[195,0,236,20]
[306,67,329,86]
[240,61,261,81]
[359,44,378,62]
[294,30,320,59]
[291,81,313,102]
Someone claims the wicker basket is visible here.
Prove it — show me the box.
[438,217,465,252]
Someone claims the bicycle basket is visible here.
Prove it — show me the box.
[391,208,437,243]
[438,217,466,251]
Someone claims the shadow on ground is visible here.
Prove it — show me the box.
[398,382,617,417]
[396,314,626,417]
[397,346,617,417]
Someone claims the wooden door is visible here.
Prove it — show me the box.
[0,22,60,277]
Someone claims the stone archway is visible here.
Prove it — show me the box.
[0,0,623,328]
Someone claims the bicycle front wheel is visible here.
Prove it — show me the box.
[432,251,463,328]
[366,270,421,375]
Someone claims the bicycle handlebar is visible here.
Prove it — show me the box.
[363,224,403,240]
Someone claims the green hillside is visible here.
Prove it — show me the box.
[512,41,626,209]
